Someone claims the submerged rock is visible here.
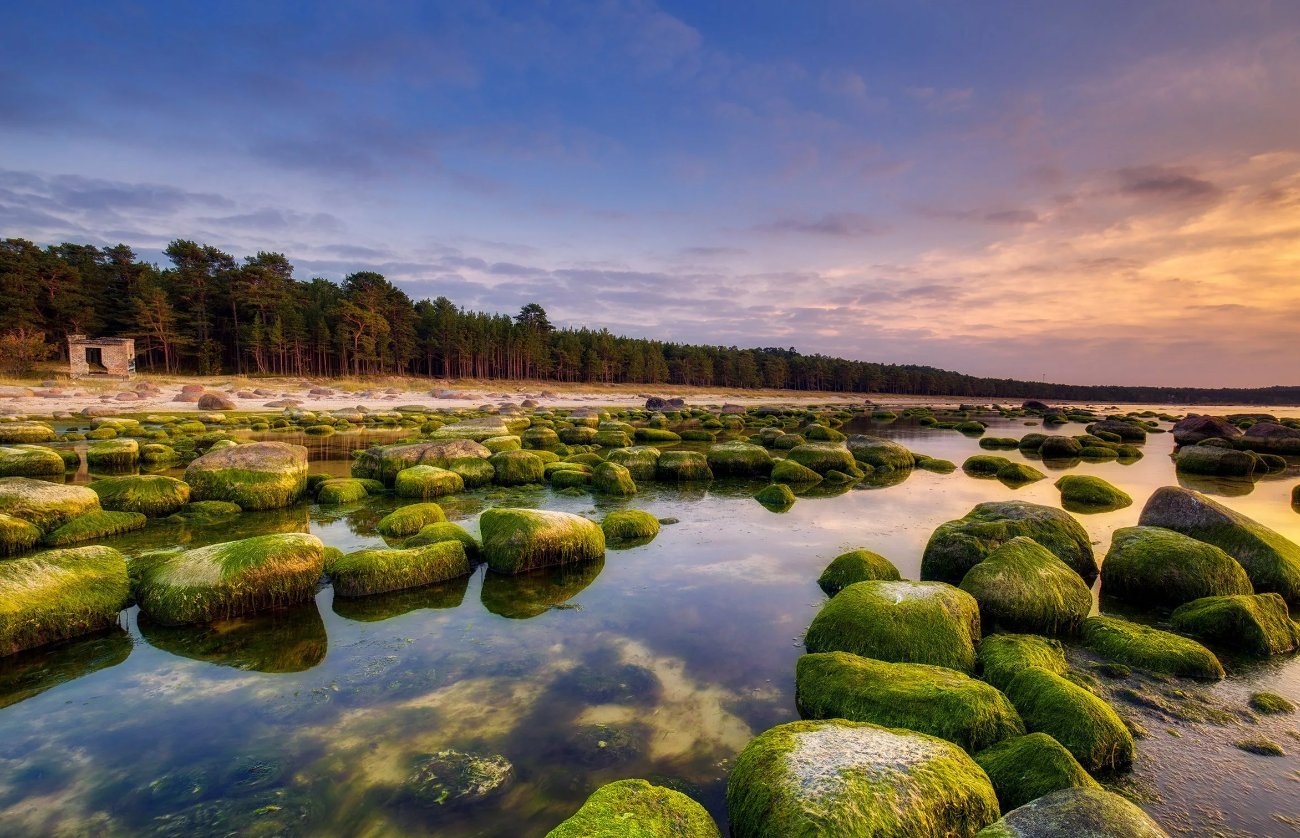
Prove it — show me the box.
[600,509,660,543]
[90,474,191,516]
[922,501,1097,584]
[480,508,605,574]
[973,733,1099,812]
[975,787,1169,837]
[184,441,309,511]
[796,651,1024,752]
[1170,593,1300,656]
[1100,526,1252,608]
[132,533,325,625]
[754,483,796,509]
[1138,486,1300,605]
[0,545,129,655]
[1080,616,1223,680]
[805,580,982,674]
[327,541,471,597]
[816,548,901,595]
[546,778,720,838]
[727,719,999,838]
[1002,667,1134,773]
[403,749,513,807]
[958,537,1092,636]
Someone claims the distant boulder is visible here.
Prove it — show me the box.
[1023,400,1052,411]
[1172,415,1241,446]
[1240,422,1300,455]
[197,392,237,411]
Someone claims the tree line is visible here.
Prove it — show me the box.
[1,237,1295,405]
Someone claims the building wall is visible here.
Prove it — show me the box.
[68,338,136,379]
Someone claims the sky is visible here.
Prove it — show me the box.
[2,0,1299,388]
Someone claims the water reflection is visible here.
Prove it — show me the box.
[0,628,131,709]
[332,575,471,622]
[138,602,327,672]
[1176,471,1258,497]
[480,559,605,619]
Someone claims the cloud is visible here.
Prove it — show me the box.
[1116,165,1222,203]
[753,212,885,237]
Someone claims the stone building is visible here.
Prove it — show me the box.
[68,335,136,379]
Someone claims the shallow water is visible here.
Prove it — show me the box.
[1,414,1298,836]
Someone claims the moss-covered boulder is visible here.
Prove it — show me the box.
[1038,436,1082,459]
[546,778,720,838]
[958,537,1092,636]
[817,549,901,595]
[922,501,1097,584]
[1054,475,1131,511]
[404,521,480,558]
[394,465,464,499]
[996,462,1046,486]
[973,733,1099,812]
[489,450,545,486]
[480,508,605,574]
[975,787,1169,837]
[1099,526,1251,608]
[139,443,179,466]
[447,455,496,488]
[521,426,561,450]
[184,441,308,511]
[0,545,129,655]
[605,446,660,481]
[1169,593,1300,656]
[132,533,324,625]
[430,417,515,442]
[0,422,57,444]
[352,439,491,484]
[1080,615,1223,680]
[0,513,42,556]
[656,450,712,481]
[592,461,637,496]
[483,435,522,454]
[847,435,916,471]
[0,445,66,477]
[805,580,982,674]
[963,455,1012,477]
[706,442,773,477]
[771,458,823,485]
[977,634,1069,691]
[755,483,796,509]
[316,478,370,505]
[89,475,191,517]
[86,438,139,470]
[1002,667,1134,773]
[601,509,660,543]
[376,503,447,538]
[0,478,100,533]
[43,509,146,546]
[786,443,857,475]
[727,718,999,838]
[1174,443,1259,477]
[797,652,1024,752]
[327,541,470,597]
[1138,486,1300,605]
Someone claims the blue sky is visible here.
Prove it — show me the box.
[3,1,1299,386]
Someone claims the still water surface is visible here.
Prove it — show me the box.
[1,411,1298,836]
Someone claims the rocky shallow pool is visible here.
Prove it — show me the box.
[0,408,1297,836]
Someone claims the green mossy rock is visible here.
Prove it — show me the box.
[847,435,916,471]
[1250,691,1295,714]
[0,513,42,556]
[0,445,66,477]
[139,443,179,465]
[167,500,242,525]
[327,541,471,597]
[963,455,1011,477]
[546,778,720,838]
[771,458,823,484]
[1038,436,1083,459]
[521,426,561,450]
[483,435,522,454]
[916,456,957,473]
[404,521,481,558]
[89,475,191,516]
[1002,667,1134,773]
[606,446,661,481]
[959,537,1092,636]
[1138,486,1300,605]
[980,438,1020,450]
[316,478,370,505]
[0,478,101,533]
[352,439,491,484]
[805,580,982,674]
[601,509,660,542]
[727,718,999,838]
[447,455,496,488]
[86,438,139,470]
[489,450,545,486]
[480,508,605,574]
[817,549,901,595]
[1053,475,1131,511]
[0,545,129,655]
[430,417,514,442]
[975,787,1169,837]
[786,443,857,475]
[1100,526,1252,608]
[706,442,773,477]
[394,465,464,499]
[42,509,147,546]
[0,423,57,444]
[922,501,1097,585]
[797,652,1025,752]
[550,469,592,490]
[977,635,1070,691]
[184,441,309,511]
[593,429,631,448]
[656,450,712,481]
[1080,616,1223,680]
[1174,444,1258,477]
[973,733,1099,812]
[592,461,637,496]
[996,462,1046,486]
[376,503,447,538]
[634,427,681,444]
[755,483,796,509]
[132,533,325,626]
[1169,593,1300,656]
